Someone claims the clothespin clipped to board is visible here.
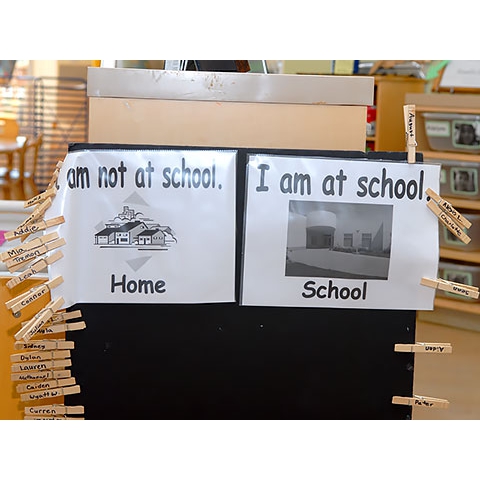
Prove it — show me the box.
[392,394,449,409]
[425,188,471,244]
[3,215,65,242]
[24,404,84,417]
[0,231,58,262]
[20,384,80,403]
[6,250,64,289]
[6,276,63,318]
[24,187,56,209]
[11,369,71,382]
[13,296,65,341]
[420,276,479,299]
[426,188,472,229]
[404,104,417,164]
[394,342,452,354]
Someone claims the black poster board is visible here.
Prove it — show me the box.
[64,146,422,420]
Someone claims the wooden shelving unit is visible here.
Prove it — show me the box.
[406,92,480,326]
[368,76,425,151]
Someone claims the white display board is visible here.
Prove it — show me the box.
[47,147,237,307]
[240,154,441,310]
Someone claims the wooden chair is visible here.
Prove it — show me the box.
[20,134,43,198]
[0,128,43,200]
[0,116,21,176]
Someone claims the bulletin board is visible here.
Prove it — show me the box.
[54,144,432,420]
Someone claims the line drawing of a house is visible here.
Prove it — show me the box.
[95,220,148,245]
[137,228,166,246]
[94,205,177,248]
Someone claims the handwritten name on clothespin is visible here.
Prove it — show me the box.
[392,395,449,409]
[24,187,57,209]
[394,342,452,353]
[6,250,63,289]
[24,404,84,416]
[11,369,71,382]
[16,376,75,394]
[5,237,66,273]
[0,231,59,262]
[426,199,471,244]
[11,358,72,373]
[20,384,80,403]
[13,297,64,342]
[4,215,64,242]
[7,276,63,318]
[404,104,417,164]
[16,197,53,231]
[10,349,70,363]
[27,321,86,336]
[421,276,479,299]
[14,339,74,351]
[426,188,472,229]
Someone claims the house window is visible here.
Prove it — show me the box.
[344,233,353,248]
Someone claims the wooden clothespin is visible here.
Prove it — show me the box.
[51,309,82,323]
[392,394,449,409]
[6,276,63,318]
[5,237,66,273]
[20,384,80,403]
[16,376,76,394]
[46,161,64,190]
[10,349,71,363]
[24,416,83,420]
[11,369,71,382]
[16,197,53,231]
[24,415,84,420]
[421,276,479,299]
[27,320,86,336]
[24,187,57,209]
[426,198,471,244]
[0,231,58,262]
[426,188,472,229]
[404,104,417,164]
[13,297,64,342]
[24,404,84,416]
[6,250,63,289]
[3,215,65,242]
[11,357,72,373]
[394,342,452,353]
[14,339,74,351]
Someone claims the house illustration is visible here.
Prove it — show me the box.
[95,220,148,245]
[94,205,176,248]
[137,228,166,246]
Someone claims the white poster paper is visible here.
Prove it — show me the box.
[46,148,237,308]
[240,154,441,310]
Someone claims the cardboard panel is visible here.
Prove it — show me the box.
[88,98,367,151]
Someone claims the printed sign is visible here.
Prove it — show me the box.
[46,148,237,307]
[240,154,441,310]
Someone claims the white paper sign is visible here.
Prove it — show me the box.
[46,148,237,307]
[240,154,441,310]
[440,60,480,90]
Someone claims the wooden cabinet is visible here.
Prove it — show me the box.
[406,92,480,318]
[368,76,425,151]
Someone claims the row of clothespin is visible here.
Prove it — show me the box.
[392,342,452,409]
[1,161,86,420]
[403,104,477,299]
[422,187,478,299]
[392,106,453,410]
